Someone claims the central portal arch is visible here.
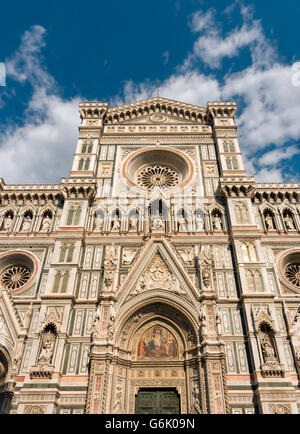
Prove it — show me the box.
[113,301,201,414]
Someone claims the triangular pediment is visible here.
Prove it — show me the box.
[117,239,200,306]
[106,97,208,125]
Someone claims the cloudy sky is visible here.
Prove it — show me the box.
[0,0,300,184]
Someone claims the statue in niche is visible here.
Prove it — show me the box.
[284,214,295,231]
[22,215,32,232]
[111,214,121,232]
[151,212,164,230]
[195,214,204,231]
[213,214,222,230]
[113,384,124,414]
[259,326,277,364]
[178,215,187,232]
[129,215,138,231]
[261,338,276,361]
[94,213,104,231]
[202,267,211,288]
[38,329,56,365]
[104,244,118,269]
[41,214,52,232]
[107,311,115,341]
[199,306,207,335]
[265,213,274,230]
[3,214,13,231]
[215,308,222,335]
[190,384,202,414]
[91,305,101,341]
[104,271,113,290]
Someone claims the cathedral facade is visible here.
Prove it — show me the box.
[0,97,300,414]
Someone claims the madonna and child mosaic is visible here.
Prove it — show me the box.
[137,325,178,360]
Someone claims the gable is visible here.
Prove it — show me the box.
[105,97,208,126]
[116,239,200,306]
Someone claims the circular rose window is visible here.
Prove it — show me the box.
[284,264,300,287]
[0,251,37,293]
[277,250,300,293]
[122,147,193,192]
[0,265,31,290]
[137,165,180,188]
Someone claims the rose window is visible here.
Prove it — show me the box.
[0,265,32,290]
[284,263,300,287]
[123,148,193,192]
[136,165,180,188]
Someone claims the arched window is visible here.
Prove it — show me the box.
[254,270,264,291]
[66,245,74,263]
[235,204,243,224]
[59,245,68,262]
[67,206,75,226]
[52,271,69,293]
[226,158,232,170]
[53,271,62,293]
[246,270,255,292]
[84,158,90,171]
[61,271,70,293]
[73,206,81,225]
[87,143,93,153]
[78,158,84,171]
[232,157,238,170]
[246,269,264,292]
[59,244,74,263]
[66,204,81,226]
[81,143,87,153]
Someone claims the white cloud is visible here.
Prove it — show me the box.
[0,26,81,184]
[192,24,261,69]
[111,71,221,107]
[0,91,80,184]
[114,4,300,183]
[189,9,215,33]
[254,167,284,183]
[5,25,54,89]
[257,145,300,167]
[223,65,300,152]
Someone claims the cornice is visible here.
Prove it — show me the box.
[100,134,215,140]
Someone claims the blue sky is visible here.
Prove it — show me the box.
[0,0,300,184]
